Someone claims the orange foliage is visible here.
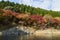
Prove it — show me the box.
[51,18,60,24]
[1,9,29,19]
[2,9,12,16]
[15,14,29,19]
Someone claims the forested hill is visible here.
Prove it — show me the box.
[0,1,60,17]
[0,1,60,31]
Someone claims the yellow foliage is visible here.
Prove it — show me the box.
[54,17,60,21]
[43,14,53,21]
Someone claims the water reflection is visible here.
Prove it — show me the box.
[0,33,32,40]
[0,34,52,40]
[0,27,31,40]
[0,27,60,40]
[1,35,19,40]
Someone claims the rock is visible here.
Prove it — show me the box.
[17,26,36,34]
[0,32,2,36]
[33,29,52,38]
[2,27,27,36]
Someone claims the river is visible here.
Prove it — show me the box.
[0,34,52,40]
[0,27,60,40]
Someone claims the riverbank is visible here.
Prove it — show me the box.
[29,29,60,40]
[16,26,60,38]
[0,26,60,40]
[16,26,60,37]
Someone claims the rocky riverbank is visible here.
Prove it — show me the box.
[16,25,60,38]
[0,25,60,40]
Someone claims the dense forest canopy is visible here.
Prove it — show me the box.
[0,1,60,30]
[0,1,60,17]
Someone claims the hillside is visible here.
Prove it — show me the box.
[0,1,60,30]
[0,1,60,17]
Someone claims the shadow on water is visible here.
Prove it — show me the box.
[0,35,60,40]
[1,35,19,40]
[0,34,52,40]
[0,33,60,40]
